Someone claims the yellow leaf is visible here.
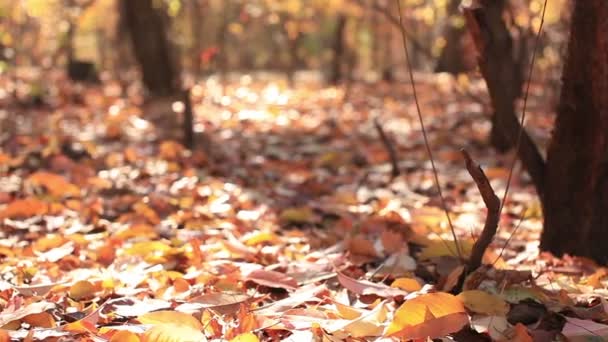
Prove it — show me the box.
[69,280,97,301]
[138,311,203,331]
[457,290,510,316]
[391,278,422,292]
[142,323,205,342]
[279,207,313,224]
[418,239,473,260]
[243,231,278,246]
[110,330,141,342]
[230,332,259,342]
[125,241,172,257]
[385,292,468,339]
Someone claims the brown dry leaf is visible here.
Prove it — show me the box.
[337,272,408,298]
[347,234,379,258]
[385,292,468,339]
[279,207,314,224]
[457,290,510,316]
[190,293,250,315]
[246,270,298,290]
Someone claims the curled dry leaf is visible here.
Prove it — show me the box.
[337,272,408,298]
[190,293,250,315]
[246,269,298,290]
[385,292,468,339]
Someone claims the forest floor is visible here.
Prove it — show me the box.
[0,72,606,341]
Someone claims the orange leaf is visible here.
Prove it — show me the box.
[22,312,55,328]
[0,198,48,220]
[391,278,422,292]
[26,172,80,198]
[0,330,8,342]
[505,323,533,342]
[110,330,141,342]
[69,280,97,301]
[386,292,468,339]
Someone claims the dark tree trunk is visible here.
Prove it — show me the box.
[540,1,608,263]
[122,0,178,97]
[464,0,545,195]
[328,14,347,85]
[435,0,473,74]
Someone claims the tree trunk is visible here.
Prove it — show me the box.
[435,0,473,74]
[328,14,347,85]
[464,0,545,195]
[122,0,178,97]
[540,1,608,263]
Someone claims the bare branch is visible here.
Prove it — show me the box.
[373,117,400,178]
[462,149,500,272]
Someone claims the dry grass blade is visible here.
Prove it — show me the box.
[394,0,463,260]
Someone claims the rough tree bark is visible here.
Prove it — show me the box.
[540,1,608,263]
[122,0,179,97]
[464,0,545,196]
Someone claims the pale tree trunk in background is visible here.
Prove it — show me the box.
[541,0,608,263]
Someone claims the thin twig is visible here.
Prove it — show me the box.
[395,0,463,260]
[462,149,500,272]
[353,0,434,59]
[499,0,548,216]
[373,117,400,178]
[493,209,527,266]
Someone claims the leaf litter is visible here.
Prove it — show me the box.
[0,74,604,341]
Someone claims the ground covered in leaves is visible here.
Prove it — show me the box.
[0,73,606,341]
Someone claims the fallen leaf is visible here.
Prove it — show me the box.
[385,292,468,339]
[230,332,259,342]
[457,290,510,316]
[246,269,298,290]
[110,330,141,342]
[337,272,408,298]
[142,323,205,342]
[391,278,422,292]
[137,311,203,331]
